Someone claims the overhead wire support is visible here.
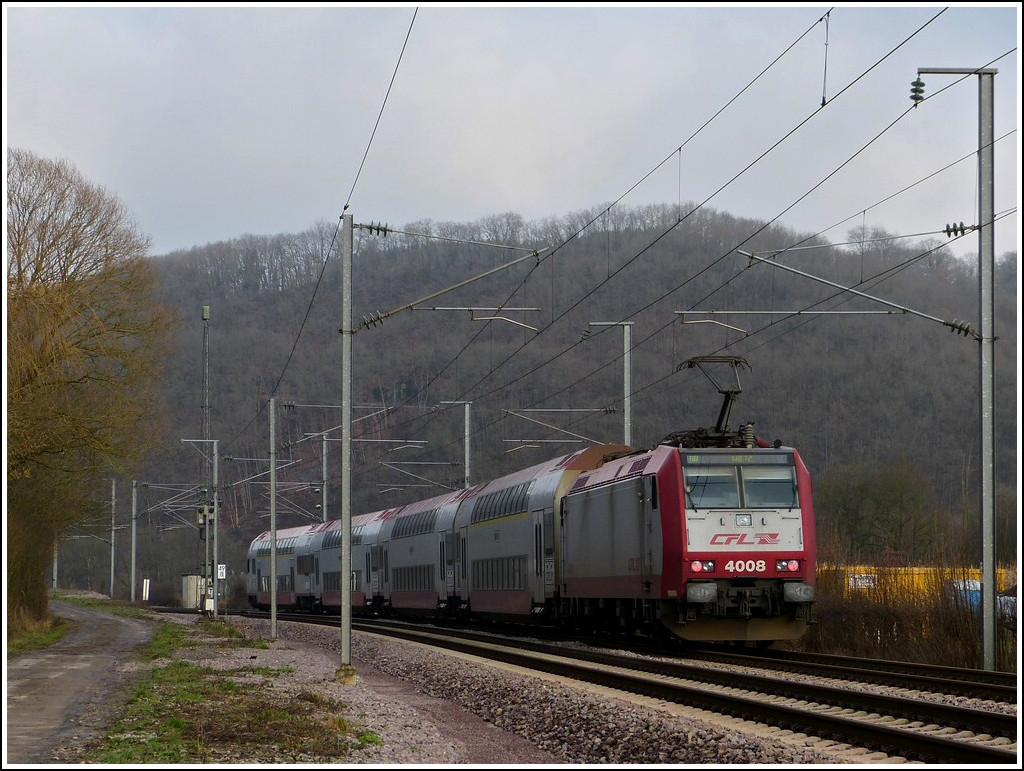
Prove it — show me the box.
[502,409,604,445]
[413,306,540,332]
[351,248,547,333]
[503,439,584,453]
[736,250,979,339]
[677,309,920,336]
[368,225,546,254]
[379,462,456,491]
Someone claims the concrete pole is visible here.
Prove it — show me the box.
[212,440,219,619]
[109,479,116,598]
[131,481,137,603]
[322,434,329,523]
[462,401,471,487]
[202,306,211,611]
[916,67,998,669]
[622,322,632,447]
[440,401,472,487]
[203,497,210,608]
[270,397,278,639]
[977,71,996,671]
[340,213,354,676]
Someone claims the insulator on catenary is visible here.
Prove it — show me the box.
[741,422,755,448]
[948,319,975,337]
[910,78,925,105]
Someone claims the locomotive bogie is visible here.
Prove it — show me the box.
[662,610,812,642]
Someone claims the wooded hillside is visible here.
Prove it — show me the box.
[58,203,1018,596]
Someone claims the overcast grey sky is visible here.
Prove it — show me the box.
[4,3,1019,260]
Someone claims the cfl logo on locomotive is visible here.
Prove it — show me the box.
[710,532,780,545]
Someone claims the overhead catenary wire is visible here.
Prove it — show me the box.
[386,9,962,462]
[400,75,1017,454]
[633,207,1016,420]
[354,8,845,450]
[403,20,1011,479]
[227,10,1012,511]
[222,9,418,452]
[330,8,986,493]
[298,200,1012,509]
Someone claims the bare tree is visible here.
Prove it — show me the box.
[7,148,175,627]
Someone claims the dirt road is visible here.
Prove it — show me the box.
[5,601,153,765]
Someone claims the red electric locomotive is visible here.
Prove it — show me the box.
[559,428,815,642]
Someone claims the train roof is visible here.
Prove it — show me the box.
[250,522,319,542]
[469,444,633,494]
[375,488,465,521]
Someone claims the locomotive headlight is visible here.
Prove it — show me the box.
[735,513,753,527]
[776,559,800,572]
[690,560,715,573]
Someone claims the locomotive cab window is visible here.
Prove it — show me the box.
[742,467,797,508]
[686,469,739,508]
[682,451,797,509]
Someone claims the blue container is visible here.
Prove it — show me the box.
[949,579,982,611]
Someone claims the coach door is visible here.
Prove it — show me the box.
[370,544,383,597]
[533,507,555,601]
[455,525,468,598]
[641,474,656,588]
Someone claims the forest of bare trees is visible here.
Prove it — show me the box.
[26,185,1017,606]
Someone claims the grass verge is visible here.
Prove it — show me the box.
[32,595,382,763]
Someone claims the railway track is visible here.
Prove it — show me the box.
[679,643,1018,704]
[353,613,1018,703]
[238,612,1016,765]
